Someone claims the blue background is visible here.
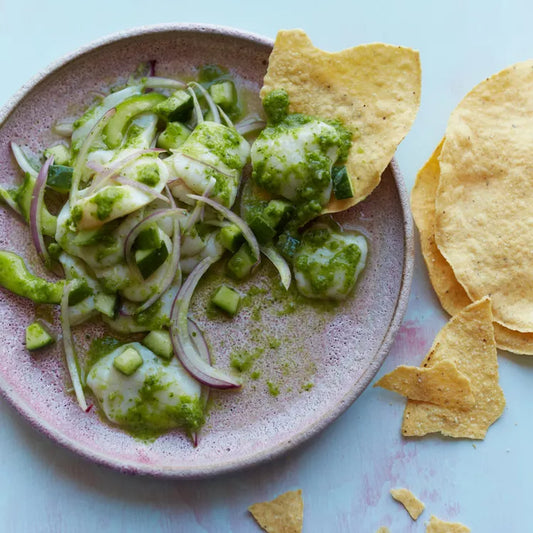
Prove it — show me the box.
[0,1,531,531]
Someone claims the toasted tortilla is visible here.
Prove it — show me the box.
[390,488,425,520]
[248,490,303,533]
[411,140,533,354]
[435,59,533,332]
[402,297,505,439]
[261,29,421,212]
[375,360,475,409]
[426,515,470,533]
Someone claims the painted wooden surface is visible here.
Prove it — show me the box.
[0,1,531,531]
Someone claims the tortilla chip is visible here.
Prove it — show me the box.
[375,360,474,409]
[390,488,425,520]
[411,140,533,355]
[261,29,421,212]
[248,490,303,533]
[434,59,533,332]
[376,528,390,533]
[426,515,470,533]
[402,297,505,439]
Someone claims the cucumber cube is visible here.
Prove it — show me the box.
[219,224,244,253]
[135,241,169,279]
[209,81,236,110]
[249,214,277,244]
[44,145,72,166]
[211,285,240,316]
[26,321,55,351]
[277,233,301,260]
[156,90,194,122]
[227,243,256,280]
[332,166,354,200]
[68,279,93,306]
[142,330,173,360]
[95,292,118,318]
[135,224,162,250]
[264,199,292,228]
[157,122,191,150]
[46,165,73,194]
[113,347,143,376]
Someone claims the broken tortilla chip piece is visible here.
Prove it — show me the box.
[375,360,475,409]
[376,528,390,533]
[248,490,303,533]
[390,488,425,520]
[435,59,533,332]
[411,140,533,355]
[402,297,505,439]
[426,515,471,533]
[261,29,421,212]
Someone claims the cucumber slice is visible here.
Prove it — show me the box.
[113,347,143,376]
[135,241,169,279]
[332,166,354,200]
[142,330,173,360]
[211,285,240,316]
[26,321,55,351]
[95,292,118,318]
[155,90,193,122]
[47,165,73,193]
[104,93,166,148]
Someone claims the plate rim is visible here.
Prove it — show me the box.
[0,23,414,478]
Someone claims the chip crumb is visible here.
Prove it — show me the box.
[426,515,470,532]
[390,488,425,520]
[248,489,303,533]
[376,527,390,533]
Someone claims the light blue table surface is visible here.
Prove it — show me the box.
[0,1,531,531]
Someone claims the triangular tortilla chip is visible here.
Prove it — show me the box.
[411,140,533,355]
[248,490,303,533]
[261,29,421,212]
[390,488,425,520]
[375,360,475,409]
[402,297,505,439]
[426,515,470,533]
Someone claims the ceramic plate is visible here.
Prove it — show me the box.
[0,24,413,478]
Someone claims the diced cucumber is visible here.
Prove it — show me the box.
[68,279,93,306]
[227,243,256,280]
[113,347,143,375]
[249,214,277,244]
[44,145,72,166]
[219,224,244,253]
[135,241,169,279]
[142,330,173,359]
[47,242,62,260]
[135,224,162,250]
[104,93,166,149]
[277,232,301,260]
[25,321,55,351]
[46,165,73,193]
[265,199,292,227]
[332,166,354,200]
[95,292,118,318]
[156,121,191,150]
[211,285,240,316]
[209,81,237,111]
[155,90,194,122]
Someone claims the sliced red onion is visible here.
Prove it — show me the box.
[11,142,38,177]
[30,156,54,265]
[70,108,116,202]
[85,148,165,196]
[115,175,170,203]
[187,87,204,124]
[179,152,234,180]
[186,194,260,264]
[235,117,266,136]
[124,207,187,279]
[165,185,176,208]
[144,77,186,90]
[188,82,220,124]
[187,317,212,447]
[183,177,216,233]
[261,245,291,290]
[170,255,241,389]
[60,281,88,411]
[135,216,181,313]
[217,106,234,128]
[148,60,157,77]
